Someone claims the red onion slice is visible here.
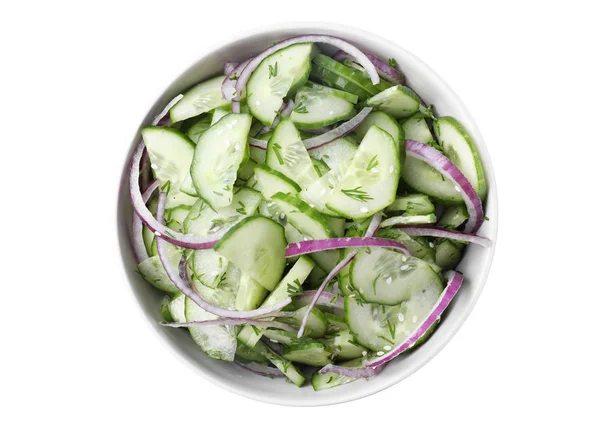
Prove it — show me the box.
[248,138,267,150]
[256,100,295,136]
[235,362,285,378]
[131,180,160,263]
[154,192,292,319]
[129,142,226,249]
[318,362,385,379]
[397,225,492,247]
[303,107,372,150]
[224,62,239,76]
[319,270,464,377]
[222,58,252,101]
[153,94,183,126]
[231,35,380,103]
[333,50,405,85]
[285,236,411,258]
[295,291,344,310]
[405,140,484,233]
[297,213,383,337]
[160,318,297,333]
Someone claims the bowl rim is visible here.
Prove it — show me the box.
[116,21,498,407]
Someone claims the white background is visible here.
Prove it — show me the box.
[2,1,599,432]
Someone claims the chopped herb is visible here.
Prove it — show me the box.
[164,229,175,238]
[377,335,396,346]
[287,278,303,296]
[366,155,379,171]
[330,293,340,305]
[223,185,231,191]
[236,206,247,215]
[217,272,227,288]
[229,72,239,81]
[268,62,278,79]
[341,186,373,203]
[294,101,309,114]
[387,319,396,339]
[160,180,171,196]
[213,190,224,197]
[388,58,398,68]
[365,247,372,254]
[484,216,490,221]
[251,325,261,335]
[326,377,334,384]
[272,142,284,165]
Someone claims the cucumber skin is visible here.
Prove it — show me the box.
[310,64,371,100]
[254,163,302,193]
[271,192,334,238]
[282,342,332,367]
[313,54,381,96]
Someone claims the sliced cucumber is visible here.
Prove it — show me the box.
[190,113,252,208]
[380,213,437,227]
[168,291,186,323]
[283,223,340,272]
[402,113,436,146]
[160,295,174,322]
[234,273,268,311]
[308,137,357,169]
[247,43,313,126]
[184,297,237,361]
[137,251,181,294]
[435,239,463,270]
[266,118,318,188]
[321,328,366,360]
[327,216,346,238]
[300,159,353,217]
[307,265,328,288]
[190,275,237,310]
[366,85,421,119]
[354,111,403,146]
[237,159,256,181]
[291,89,356,129]
[438,204,469,229]
[281,306,328,339]
[189,249,228,289]
[434,116,487,199]
[313,54,381,96]
[310,64,371,100]
[311,359,363,391]
[214,216,286,291]
[237,256,315,348]
[326,126,400,219]
[183,115,211,145]
[305,81,359,104]
[385,194,435,215]
[271,192,332,240]
[211,106,232,125]
[376,227,436,263]
[252,341,305,386]
[183,187,262,236]
[235,342,268,363]
[312,157,329,178]
[263,329,303,346]
[402,156,463,203]
[341,58,393,92]
[324,313,348,333]
[282,342,332,367]
[164,205,193,231]
[249,145,266,164]
[253,163,301,199]
[141,126,197,208]
[345,276,443,352]
[350,248,442,305]
[170,75,229,123]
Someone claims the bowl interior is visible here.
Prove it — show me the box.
[117,23,497,406]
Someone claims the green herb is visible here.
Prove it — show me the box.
[217,273,227,288]
[223,185,231,191]
[341,186,373,203]
[160,180,171,196]
[326,377,334,384]
[287,278,303,296]
[377,335,396,346]
[294,101,309,114]
[268,62,278,79]
[365,247,372,254]
[164,229,175,238]
[387,319,396,339]
[330,293,340,305]
[484,216,490,221]
[236,206,247,215]
[213,190,224,197]
[251,325,261,335]
[229,72,239,81]
[272,142,284,165]
[366,156,379,171]
[353,296,366,306]
[388,58,398,68]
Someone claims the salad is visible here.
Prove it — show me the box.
[129,35,492,391]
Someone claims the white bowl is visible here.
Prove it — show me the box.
[117,22,498,407]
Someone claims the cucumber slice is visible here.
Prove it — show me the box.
[283,223,340,272]
[183,187,262,236]
[307,265,328,288]
[353,110,405,164]
[310,64,371,100]
[266,118,318,188]
[253,163,301,199]
[183,115,211,145]
[313,54,381,96]
[160,296,174,322]
[211,106,232,125]
[321,328,366,360]
[438,204,469,229]
[282,342,332,367]
[235,343,268,364]
[271,192,333,239]
[305,81,359,104]
[326,126,400,219]
[324,313,348,333]
[291,89,356,129]
[184,297,237,361]
[380,213,437,227]
[237,159,256,181]
[435,240,463,270]
[308,137,357,169]
[402,156,463,203]
[300,159,353,217]
[385,194,435,215]
[281,306,328,339]
[376,227,436,263]
[190,113,252,208]
[434,116,487,199]
[366,85,421,119]
[137,252,181,294]
[402,113,436,146]
[189,249,229,289]
[247,43,313,126]
[249,146,266,164]
[237,256,314,348]
[141,126,197,208]
[263,329,303,346]
[235,273,268,311]
[164,205,193,231]
[350,248,442,305]
[170,75,229,123]
[214,216,286,291]
[311,359,363,391]
[190,276,238,310]
[327,216,346,238]
[345,276,443,352]
[252,341,305,386]
[312,157,330,178]
[168,292,186,323]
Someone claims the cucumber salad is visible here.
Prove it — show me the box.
[129,35,492,391]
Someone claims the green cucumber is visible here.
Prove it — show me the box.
[190,275,237,310]
[300,158,353,217]
[182,115,211,145]
[190,113,252,209]
[252,341,305,386]
[189,249,229,289]
[249,145,266,164]
[184,296,237,361]
[214,215,286,291]
[438,204,469,229]
[237,159,256,181]
[312,157,330,178]
[168,291,186,323]
[305,81,359,104]
[170,75,229,123]
[160,295,174,322]
[283,223,340,272]
[164,205,193,231]
[434,116,487,199]
[263,329,303,346]
[310,64,371,100]
[366,85,421,119]
[402,113,437,146]
[237,256,315,348]
[353,110,405,164]
[234,273,268,311]
[253,163,301,198]
[435,240,464,270]
[308,137,357,169]
[280,306,328,339]
[324,313,348,333]
[375,227,436,263]
[211,106,232,125]
[326,126,400,219]
[313,54,381,96]
[137,250,181,295]
[247,43,313,126]
[311,358,363,391]
[350,248,442,305]
[291,89,356,129]
[266,118,318,188]
[402,156,463,203]
[327,216,346,238]
[321,328,367,360]
[282,342,332,367]
[235,343,268,363]
[271,192,333,240]
[380,213,437,227]
[385,194,435,215]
